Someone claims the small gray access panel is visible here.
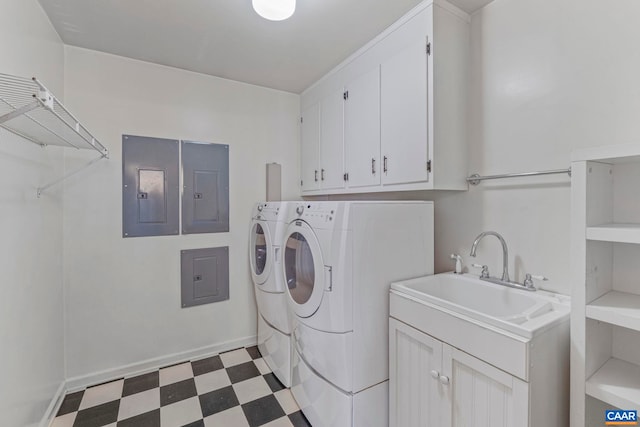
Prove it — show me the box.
[123,135,179,237]
[182,141,229,234]
[181,247,229,308]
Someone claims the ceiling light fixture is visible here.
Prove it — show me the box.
[252,0,296,21]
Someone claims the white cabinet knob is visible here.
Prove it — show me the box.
[430,370,440,379]
[439,375,450,385]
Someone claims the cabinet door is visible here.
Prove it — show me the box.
[389,318,444,427]
[319,89,345,190]
[344,67,381,188]
[300,103,320,192]
[381,36,429,186]
[443,345,529,427]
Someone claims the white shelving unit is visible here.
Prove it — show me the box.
[571,143,640,427]
[0,72,108,196]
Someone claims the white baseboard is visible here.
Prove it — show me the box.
[65,335,257,392]
[39,381,66,427]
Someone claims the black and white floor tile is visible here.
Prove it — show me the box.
[51,346,311,427]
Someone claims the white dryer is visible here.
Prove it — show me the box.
[249,202,292,387]
[282,201,434,427]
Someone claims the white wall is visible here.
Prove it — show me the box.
[428,0,640,294]
[62,46,300,382]
[0,0,65,425]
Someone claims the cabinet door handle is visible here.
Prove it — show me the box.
[371,158,376,174]
[314,170,318,182]
[439,375,450,385]
[321,169,325,181]
[383,156,388,173]
[430,370,440,379]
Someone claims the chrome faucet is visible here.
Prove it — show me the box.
[469,231,543,292]
[469,231,510,282]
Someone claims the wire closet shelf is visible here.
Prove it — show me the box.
[0,72,108,197]
[0,72,108,157]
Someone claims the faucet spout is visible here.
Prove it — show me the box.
[469,231,510,282]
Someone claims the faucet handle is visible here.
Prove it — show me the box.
[523,273,548,289]
[471,263,490,279]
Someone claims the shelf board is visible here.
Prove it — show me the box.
[587,291,640,332]
[586,358,640,411]
[586,224,640,244]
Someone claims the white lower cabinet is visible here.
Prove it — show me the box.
[446,346,528,427]
[390,318,443,426]
[390,318,528,427]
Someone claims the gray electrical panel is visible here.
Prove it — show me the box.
[182,141,229,234]
[122,135,180,238]
[181,247,229,308]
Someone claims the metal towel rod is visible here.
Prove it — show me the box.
[467,168,571,185]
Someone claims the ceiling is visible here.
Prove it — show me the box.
[38,0,490,94]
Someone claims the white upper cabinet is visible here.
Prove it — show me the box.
[381,21,430,186]
[300,90,345,192]
[319,89,345,190]
[380,36,429,184]
[344,67,381,188]
[300,0,470,196]
[300,103,320,192]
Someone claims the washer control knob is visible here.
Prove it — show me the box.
[296,205,304,215]
[257,204,264,212]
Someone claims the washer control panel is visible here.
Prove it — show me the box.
[254,202,280,220]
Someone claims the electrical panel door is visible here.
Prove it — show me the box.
[181,247,229,307]
[122,135,179,237]
[182,141,230,234]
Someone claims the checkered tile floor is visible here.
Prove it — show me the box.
[51,346,311,427]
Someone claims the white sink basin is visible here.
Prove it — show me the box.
[391,273,570,338]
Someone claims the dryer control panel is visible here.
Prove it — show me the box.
[293,202,338,225]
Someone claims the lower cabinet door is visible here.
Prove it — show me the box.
[389,318,445,427]
[443,344,529,427]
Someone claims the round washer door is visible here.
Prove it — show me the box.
[282,220,325,318]
[249,219,272,285]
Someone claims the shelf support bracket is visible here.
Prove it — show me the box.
[37,154,107,198]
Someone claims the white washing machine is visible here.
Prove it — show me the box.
[249,202,292,387]
[282,201,434,427]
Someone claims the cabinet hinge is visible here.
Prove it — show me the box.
[427,160,432,173]
[343,173,349,181]
[300,117,303,123]
[343,91,349,100]
[301,180,303,186]
[426,42,431,56]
